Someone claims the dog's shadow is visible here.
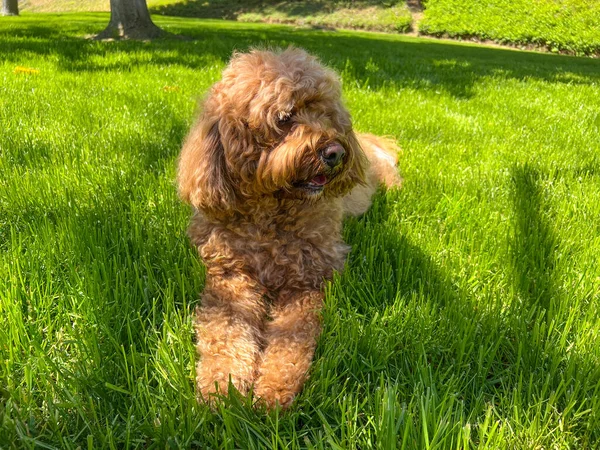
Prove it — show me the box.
[301,168,598,430]
[317,186,467,384]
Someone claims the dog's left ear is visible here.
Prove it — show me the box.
[178,114,237,216]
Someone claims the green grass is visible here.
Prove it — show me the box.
[20,0,414,33]
[421,0,600,56]
[235,2,412,34]
[1,13,600,449]
[19,0,110,12]
[19,0,600,55]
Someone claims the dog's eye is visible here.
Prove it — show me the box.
[277,112,292,125]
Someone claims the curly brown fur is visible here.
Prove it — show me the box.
[178,47,401,410]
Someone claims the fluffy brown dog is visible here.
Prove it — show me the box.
[178,47,400,409]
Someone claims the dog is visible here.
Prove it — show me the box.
[177,47,401,409]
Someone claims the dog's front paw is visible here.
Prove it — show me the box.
[253,380,296,410]
[196,359,254,405]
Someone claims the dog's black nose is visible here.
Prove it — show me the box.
[320,143,345,168]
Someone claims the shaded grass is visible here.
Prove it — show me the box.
[19,0,600,55]
[235,2,412,34]
[20,0,413,33]
[1,13,600,448]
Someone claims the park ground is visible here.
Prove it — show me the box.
[18,0,600,56]
[1,11,600,449]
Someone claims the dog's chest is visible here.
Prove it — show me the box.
[245,230,349,290]
[188,199,349,290]
[191,220,348,291]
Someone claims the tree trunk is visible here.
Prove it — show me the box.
[1,0,19,16]
[95,0,164,40]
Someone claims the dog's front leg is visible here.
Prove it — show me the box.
[194,273,266,402]
[254,290,323,409]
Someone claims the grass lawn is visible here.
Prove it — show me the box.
[20,0,414,33]
[19,0,600,56]
[421,0,600,57]
[1,13,600,449]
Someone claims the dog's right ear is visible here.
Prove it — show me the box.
[177,116,236,216]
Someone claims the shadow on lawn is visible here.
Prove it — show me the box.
[5,134,199,413]
[327,177,598,420]
[149,0,396,21]
[336,191,510,398]
[511,163,559,312]
[1,19,599,100]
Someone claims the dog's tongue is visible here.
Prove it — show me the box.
[310,174,328,186]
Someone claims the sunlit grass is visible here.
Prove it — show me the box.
[421,0,600,56]
[1,13,600,449]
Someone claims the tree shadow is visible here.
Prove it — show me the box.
[150,0,403,20]
[511,164,558,312]
[1,143,201,435]
[1,18,599,100]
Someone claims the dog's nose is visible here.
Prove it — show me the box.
[320,143,345,168]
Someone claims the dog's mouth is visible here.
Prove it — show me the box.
[293,174,329,193]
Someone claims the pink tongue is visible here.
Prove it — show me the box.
[311,174,328,186]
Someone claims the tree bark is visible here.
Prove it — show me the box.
[1,0,19,16]
[95,0,164,40]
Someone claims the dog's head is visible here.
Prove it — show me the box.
[178,47,367,217]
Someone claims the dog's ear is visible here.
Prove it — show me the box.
[178,116,236,216]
